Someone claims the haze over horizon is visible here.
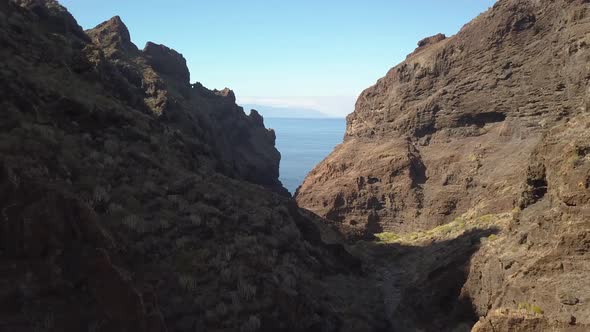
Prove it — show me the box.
[60,0,496,117]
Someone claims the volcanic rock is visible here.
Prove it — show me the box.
[143,42,190,85]
[86,15,138,55]
[296,0,590,330]
[296,0,590,238]
[416,33,446,48]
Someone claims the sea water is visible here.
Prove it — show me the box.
[264,118,346,194]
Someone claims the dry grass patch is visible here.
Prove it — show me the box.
[374,212,512,245]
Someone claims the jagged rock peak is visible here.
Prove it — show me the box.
[86,15,137,53]
[143,41,190,84]
[214,87,237,103]
[248,109,265,127]
[191,84,238,102]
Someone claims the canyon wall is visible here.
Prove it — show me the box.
[296,0,590,238]
[296,0,590,330]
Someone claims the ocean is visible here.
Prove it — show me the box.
[264,118,346,194]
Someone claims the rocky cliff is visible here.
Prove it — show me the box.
[463,113,590,330]
[296,0,590,330]
[296,0,590,238]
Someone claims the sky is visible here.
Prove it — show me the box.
[60,0,496,117]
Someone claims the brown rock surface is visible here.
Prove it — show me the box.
[416,33,446,49]
[295,0,590,330]
[462,114,590,330]
[471,309,588,332]
[296,0,590,238]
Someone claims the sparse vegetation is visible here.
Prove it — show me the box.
[237,278,256,301]
[373,213,509,245]
[174,248,210,272]
[518,302,544,315]
[122,214,141,229]
[375,232,400,243]
[178,274,198,292]
[189,214,202,226]
[93,185,110,205]
[241,315,261,332]
[32,313,54,332]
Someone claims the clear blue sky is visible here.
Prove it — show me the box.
[60,0,495,116]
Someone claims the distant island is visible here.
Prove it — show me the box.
[242,104,335,118]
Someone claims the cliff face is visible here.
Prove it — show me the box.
[295,0,590,330]
[463,114,590,330]
[296,0,590,238]
[0,1,370,331]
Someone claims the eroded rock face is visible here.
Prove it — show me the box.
[462,114,590,330]
[296,0,590,330]
[416,33,446,49]
[471,309,588,332]
[296,0,590,238]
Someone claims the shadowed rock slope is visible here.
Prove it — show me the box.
[0,1,377,331]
